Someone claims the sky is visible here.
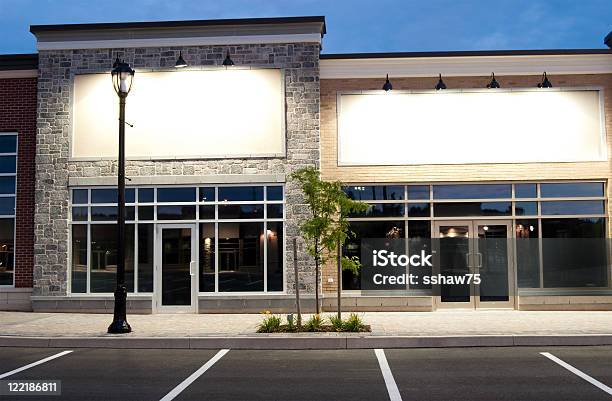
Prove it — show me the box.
[0,0,610,54]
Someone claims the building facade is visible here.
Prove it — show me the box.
[0,16,611,313]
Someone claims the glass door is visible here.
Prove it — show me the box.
[434,220,515,309]
[155,224,197,313]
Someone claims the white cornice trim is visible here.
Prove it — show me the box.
[37,33,322,50]
[320,54,612,78]
[0,70,37,78]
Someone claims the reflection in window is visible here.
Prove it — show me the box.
[218,204,263,219]
[349,203,404,218]
[199,223,215,292]
[344,185,404,201]
[541,201,604,215]
[515,184,537,198]
[0,219,15,286]
[219,186,263,202]
[540,183,604,198]
[138,224,154,292]
[267,222,283,291]
[157,205,196,220]
[541,218,607,288]
[434,202,512,217]
[267,186,283,201]
[343,221,404,290]
[199,187,215,202]
[408,185,429,200]
[218,222,264,292]
[72,189,88,204]
[433,184,511,199]
[407,203,430,217]
[157,187,196,202]
[90,224,134,293]
[515,201,538,216]
[515,219,540,288]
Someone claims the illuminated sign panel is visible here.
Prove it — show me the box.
[338,89,606,165]
[72,69,285,159]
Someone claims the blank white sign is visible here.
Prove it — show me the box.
[338,89,606,165]
[72,69,284,159]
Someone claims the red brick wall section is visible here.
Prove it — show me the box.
[0,77,37,288]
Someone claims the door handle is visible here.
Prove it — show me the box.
[476,253,483,268]
[190,261,196,276]
[465,253,471,268]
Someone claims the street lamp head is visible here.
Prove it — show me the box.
[111,60,135,96]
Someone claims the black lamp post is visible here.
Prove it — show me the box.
[108,58,134,334]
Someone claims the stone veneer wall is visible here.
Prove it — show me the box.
[34,44,320,296]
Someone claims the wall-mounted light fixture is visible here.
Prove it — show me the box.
[435,74,447,90]
[537,72,553,88]
[382,74,393,91]
[486,72,501,89]
[222,50,234,67]
[175,52,188,68]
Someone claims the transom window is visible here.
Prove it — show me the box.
[70,185,284,294]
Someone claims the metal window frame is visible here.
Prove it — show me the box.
[0,132,17,288]
[67,183,285,296]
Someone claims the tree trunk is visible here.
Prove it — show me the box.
[293,238,301,328]
[314,238,320,314]
[337,239,342,320]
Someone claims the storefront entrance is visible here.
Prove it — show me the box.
[155,224,197,313]
[434,220,515,309]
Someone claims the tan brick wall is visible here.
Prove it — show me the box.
[320,73,612,293]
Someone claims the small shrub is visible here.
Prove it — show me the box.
[286,314,295,331]
[257,314,282,333]
[343,313,365,332]
[329,315,344,332]
[304,314,323,332]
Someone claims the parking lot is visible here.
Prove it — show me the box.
[1,346,611,400]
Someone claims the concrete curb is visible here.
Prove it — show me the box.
[1,335,612,349]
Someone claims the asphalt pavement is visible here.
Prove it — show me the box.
[1,346,611,401]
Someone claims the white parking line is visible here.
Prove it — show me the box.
[375,349,403,401]
[540,352,612,396]
[0,350,73,379]
[160,349,230,401]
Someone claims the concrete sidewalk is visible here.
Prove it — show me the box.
[1,310,612,349]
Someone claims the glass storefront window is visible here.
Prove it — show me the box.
[515,184,537,198]
[267,222,283,292]
[433,184,512,199]
[70,225,87,293]
[343,220,404,290]
[541,182,604,198]
[199,187,215,202]
[408,185,429,200]
[542,218,607,288]
[407,203,430,217]
[0,219,15,286]
[199,223,215,292]
[434,202,512,217]
[267,186,283,201]
[515,201,538,216]
[349,203,404,218]
[515,219,540,288]
[158,187,196,202]
[344,185,404,201]
[218,204,264,219]
[218,222,264,292]
[137,224,154,293]
[541,201,605,215]
[70,184,284,294]
[219,186,263,202]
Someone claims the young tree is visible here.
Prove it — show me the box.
[290,167,368,315]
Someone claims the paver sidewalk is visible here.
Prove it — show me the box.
[1,310,612,338]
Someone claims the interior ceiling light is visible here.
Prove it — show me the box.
[382,74,393,91]
[435,74,447,90]
[486,72,501,89]
[537,72,553,88]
